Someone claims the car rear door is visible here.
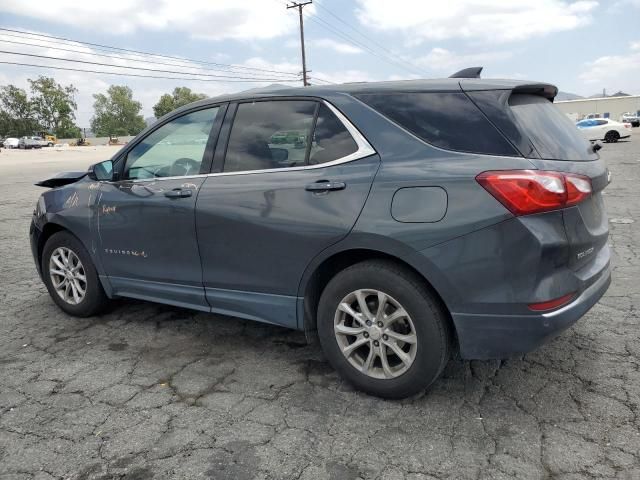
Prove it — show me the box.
[97,104,226,310]
[195,98,379,328]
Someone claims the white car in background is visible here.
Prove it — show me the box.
[3,137,19,148]
[620,112,640,127]
[576,118,632,143]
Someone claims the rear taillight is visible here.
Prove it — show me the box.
[624,123,632,129]
[476,170,592,216]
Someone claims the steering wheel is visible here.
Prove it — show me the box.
[170,157,200,177]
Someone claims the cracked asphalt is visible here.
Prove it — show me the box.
[0,143,639,480]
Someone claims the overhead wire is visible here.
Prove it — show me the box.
[0,50,301,82]
[0,27,302,77]
[0,61,299,83]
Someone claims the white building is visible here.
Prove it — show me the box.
[555,95,640,122]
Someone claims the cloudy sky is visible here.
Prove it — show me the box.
[0,0,639,127]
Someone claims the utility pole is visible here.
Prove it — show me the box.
[287,1,312,86]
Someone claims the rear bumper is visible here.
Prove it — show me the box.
[452,265,611,359]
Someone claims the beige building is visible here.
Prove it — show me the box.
[555,95,640,122]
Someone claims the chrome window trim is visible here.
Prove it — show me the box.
[119,100,376,183]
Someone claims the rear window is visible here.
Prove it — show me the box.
[355,92,518,156]
[508,94,597,161]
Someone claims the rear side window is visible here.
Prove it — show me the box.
[508,94,597,161]
[355,92,518,156]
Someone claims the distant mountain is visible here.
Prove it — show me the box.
[556,91,584,101]
[609,91,631,97]
[588,91,631,99]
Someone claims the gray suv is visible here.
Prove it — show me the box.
[30,70,610,398]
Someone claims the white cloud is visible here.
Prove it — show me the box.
[355,0,598,43]
[0,0,305,40]
[0,32,303,126]
[414,48,512,72]
[578,43,640,94]
[313,38,363,55]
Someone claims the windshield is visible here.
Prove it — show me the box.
[509,94,598,161]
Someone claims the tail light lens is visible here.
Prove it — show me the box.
[476,170,592,215]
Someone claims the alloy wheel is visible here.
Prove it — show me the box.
[49,247,87,305]
[333,289,417,379]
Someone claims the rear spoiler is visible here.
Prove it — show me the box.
[35,171,87,188]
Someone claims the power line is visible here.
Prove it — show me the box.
[0,60,298,83]
[0,50,301,81]
[305,14,424,77]
[0,37,300,80]
[271,0,424,77]
[312,1,426,75]
[0,27,302,77]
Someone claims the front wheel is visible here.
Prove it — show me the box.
[317,260,451,399]
[604,130,620,143]
[42,231,110,317]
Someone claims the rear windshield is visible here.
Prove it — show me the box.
[355,92,518,156]
[508,94,597,161]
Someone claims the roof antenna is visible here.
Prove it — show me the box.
[449,67,483,79]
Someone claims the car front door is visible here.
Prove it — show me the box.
[195,99,379,328]
[97,105,226,310]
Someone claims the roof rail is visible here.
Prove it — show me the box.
[449,67,483,79]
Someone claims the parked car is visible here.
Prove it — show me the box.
[576,118,632,142]
[18,136,44,149]
[30,71,611,398]
[620,112,640,127]
[3,137,20,149]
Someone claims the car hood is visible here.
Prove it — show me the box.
[35,171,88,188]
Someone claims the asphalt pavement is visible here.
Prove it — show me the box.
[0,142,638,479]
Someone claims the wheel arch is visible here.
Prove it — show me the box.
[298,237,458,348]
[36,218,112,296]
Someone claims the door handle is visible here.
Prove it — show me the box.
[305,181,346,192]
[164,188,192,199]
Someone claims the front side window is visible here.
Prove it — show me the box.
[224,100,316,173]
[124,107,219,180]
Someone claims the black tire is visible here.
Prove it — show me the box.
[604,130,619,143]
[42,231,109,317]
[317,260,451,399]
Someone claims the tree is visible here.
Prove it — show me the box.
[91,85,146,136]
[0,85,39,136]
[28,76,79,137]
[152,87,207,118]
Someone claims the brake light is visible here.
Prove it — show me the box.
[476,170,592,215]
[528,293,575,311]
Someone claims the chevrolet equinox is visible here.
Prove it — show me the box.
[30,68,611,398]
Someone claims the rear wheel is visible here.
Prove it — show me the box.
[604,130,620,143]
[317,260,451,399]
[42,231,109,317]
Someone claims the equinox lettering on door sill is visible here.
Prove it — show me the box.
[577,247,595,259]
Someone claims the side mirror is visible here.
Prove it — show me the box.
[88,160,115,181]
[591,141,603,153]
[270,147,289,163]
